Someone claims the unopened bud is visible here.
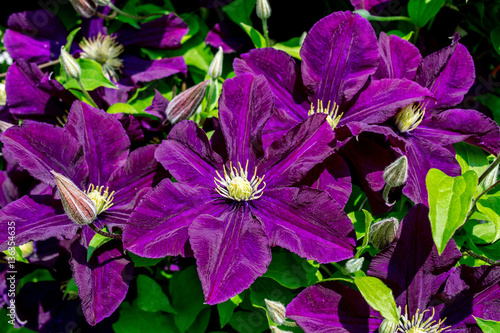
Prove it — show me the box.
[52,171,97,225]
[265,299,286,326]
[378,318,398,333]
[481,164,499,189]
[60,47,81,80]
[344,257,364,274]
[256,0,271,20]
[370,217,399,250]
[208,47,224,80]
[270,327,292,333]
[166,80,210,124]
[19,242,34,258]
[69,0,97,18]
[383,155,408,187]
[92,0,110,6]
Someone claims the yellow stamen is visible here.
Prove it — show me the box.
[86,184,115,215]
[394,103,425,133]
[214,161,266,201]
[398,306,449,333]
[308,100,343,130]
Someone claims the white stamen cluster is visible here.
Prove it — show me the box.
[0,82,6,106]
[86,184,115,215]
[308,100,343,130]
[214,161,266,201]
[79,33,124,80]
[394,103,425,133]
[397,307,449,333]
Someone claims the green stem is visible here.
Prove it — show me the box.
[77,80,98,108]
[462,249,500,266]
[465,178,500,223]
[282,320,298,327]
[478,154,500,185]
[202,80,216,115]
[262,18,271,47]
[88,223,121,240]
[109,4,163,20]
[320,264,333,277]
[382,185,392,204]
[366,15,412,22]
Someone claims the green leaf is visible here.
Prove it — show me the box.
[240,23,266,48]
[187,308,211,333]
[491,27,500,56]
[476,195,500,243]
[272,36,302,60]
[62,58,116,91]
[229,309,268,333]
[354,276,399,324]
[169,266,209,333]
[427,169,478,254]
[181,13,201,44]
[63,277,78,300]
[454,142,489,176]
[136,275,176,313]
[348,209,374,240]
[222,0,256,26]
[475,317,500,333]
[0,308,36,332]
[87,232,112,261]
[217,295,242,328]
[17,269,55,292]
[262,249,319,288]
[249,277,296,326]
[113,302,178,333]
[107,103,161,120]
[128,252,163,267]
[65,27,81,51]
[115,0,141,29]
[408,0,445,27]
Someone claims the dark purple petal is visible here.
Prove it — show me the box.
[117,13,188,49]
[123,179,225,258]
[234,48,309,122]
[70,232,133,326]
[157,121,222,188]
[259,114,335,188]
[1,122,88,188]
[415,36,475,110]
[350,0,390,11]
[0,171,19,208]
[205,21,248,53]
[4,10,66,63]
[65,101,130,186]
[253,187,355,264]
[287,282,382,332]
[144,90,169,122]
[301,11,379,106]
[368,204,462,313]
[0,195,78,251]
[218,74,274,168]
[373,32,422,80]
[189,208,271,304]
[121,55,187,85]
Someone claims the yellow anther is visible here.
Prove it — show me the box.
[214,161,266,201]
[394,103,425,133]
[79,33,124,80]
[308,100,343,130]
[86,184,115,215]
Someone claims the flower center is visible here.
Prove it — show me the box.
[86,184,115,215]
[308,100,343,130]
[0,82,6,106]
[398,307,449,333]
[214,161,266,201]
[79,33,124,80]
[394,103,425,133]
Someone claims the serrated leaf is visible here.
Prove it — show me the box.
[63,58,116,91]
[217,295,242,328]
[87,233,112,261]
[136,275,176,314]
[262,249,319,288]
[427,169,478,254]
[354,276,399,324]
[475,317,500,332]
[408,0,445,27]
[240,23,266,48]
[476,195,500,243]
[107,103,161,120]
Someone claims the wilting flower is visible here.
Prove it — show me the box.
[123,74,356,304]
[0,101,160,325]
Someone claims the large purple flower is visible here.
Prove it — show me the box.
[286,204,500,332]
[123,74,356,305]
[0,101,160,325]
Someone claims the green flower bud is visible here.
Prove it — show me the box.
[378,318,399,333]
[60,46,81,80]
[370,217,399,250]
[69,0,97,18]
[265,299,286,326]
[256,0,271,20]
[344,257,364,274]
[208,47,224,80]
[166,80,210,124]
[383,155,408,188]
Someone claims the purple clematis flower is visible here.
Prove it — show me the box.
[0,101,160,325]
[123,73,356,305]
[286,204,500,332]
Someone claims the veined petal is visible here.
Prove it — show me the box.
[122,55,187,85]
[189,209,271,304]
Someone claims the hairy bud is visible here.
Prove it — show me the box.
[344,257,364,274]
[265,299,286,326]
[370,217,399,250]
[270,327,293,333]
[52,171,97,225]
[69,0,97,18]
[93,0,111,6]
[208,47,224,80]
[256,0,271,20]
[166,80,210,124]
[383,155,408,188]
[378,318,398,333]
[60,46,81,80]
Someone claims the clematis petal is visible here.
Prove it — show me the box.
[301,11,379,106]
[121,55,187,85]
[0,195,78,251]
[253,187,355,264]
[189,208,271,304]
[205,21,248,53]
[65,101,130,186]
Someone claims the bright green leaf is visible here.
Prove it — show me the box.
[427,169,478,254]
[240,23,266,48]
[63,277,78,300]
[475,317,500,332]
[408,0,446,27]
[136,275,176,314]
[128,252,163,267]
[272,37,302,60]
[62,58,116,91]
[263,249,319,288]
[217,295,242,328]
[476,195,500,243]
[222,0,256,26]
[107,103,161,120]
[113,302,178,333]
[87,232,112,261]
[354,276,399,324]
[348,209,374,240]
[454,142,489,176]
[17,269,55,292]
[65,27,81,51]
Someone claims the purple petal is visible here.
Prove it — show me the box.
[4,10,66,63]
[205,21,248,53]
[368,204,462,313]
[373,32,422,80]
[0,171,19,208]
[350,0,391,11]
[117,13,188,49]
[189,209,271,304]
[121,55,187,85]
[1,122,88,188]
[301,11,379,106]
[157,121,223,188]
[65,101,130,186]
[123,179,224,258]
[259,114,335,188]
[415,36,475,110]
[70,232,133,325]
[254,187,355,264]
[218,74,274,168]
[0,195,78,251]
[286,282,382,332]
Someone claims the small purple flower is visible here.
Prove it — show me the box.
[123,73,356,305]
